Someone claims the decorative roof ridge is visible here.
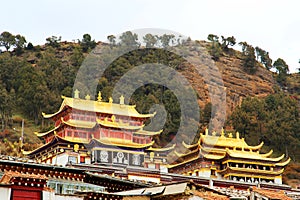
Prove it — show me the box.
[182,140,199,149]
[146,144,176,152]
[226,149,286,162]
[275,157,291,167]
[97,118,144,130]
[134,129,163,136]
[61,117,97,129]
[174,148,199,157]
[34,125,61,137]
[260,149,274,158]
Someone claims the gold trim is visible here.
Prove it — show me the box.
[174,148,199,157]
[62,118,96,129]
[182,141,199,149]
[167,155,199,168]
[34,125,60,137]
[94,138,155,148]
[226,150,285,162]
[91,147,145,155]
[275,158,291,167]
[134,129,163,136]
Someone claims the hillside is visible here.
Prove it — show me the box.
[0,32,299,185]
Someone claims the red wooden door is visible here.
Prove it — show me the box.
[12,190,41,200]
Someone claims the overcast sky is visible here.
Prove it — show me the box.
[2,0,300,72]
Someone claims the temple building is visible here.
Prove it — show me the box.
[168,129,290,184]
[24,90,173,173]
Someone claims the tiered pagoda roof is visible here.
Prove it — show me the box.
[168,129,290,180]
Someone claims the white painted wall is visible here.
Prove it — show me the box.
[43,191,83,200]
[56,153,69,166]
[128,175,160,184]
[0,187,11,200]
[197,169,211,178]
[275,177,282,184]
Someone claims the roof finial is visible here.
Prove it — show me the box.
[85,94,91,100]
[205,128,208,135]
[119,95,124,105]
[97,91,102,102]
[221,128,225,137]
[109,97,113,103]
[74,89,80,99]
[236,132,240,139]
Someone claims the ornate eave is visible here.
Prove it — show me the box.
[34,125,61,137]
[62,118,97,129]
[97,119,144,130]
[90,138,155,149]
[24,135,87,157]
[182,141,199,150]
[146,144,176,152]
[200,134,263,151]
[133,129,163,136]
[226,149,285,162]
[275,158,291,167]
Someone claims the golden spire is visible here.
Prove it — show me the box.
[120,95,125,105]
[221,128,225,137]
[109,97,113,103]
[85,94,91,100]
[97,91,102,102]
[74,89,80,99]
[236,132,240,139]
[205,128,208,135]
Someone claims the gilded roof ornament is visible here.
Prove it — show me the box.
[205,128,208,135]
[221,128,225,137]
[74,89,80,99]
[97,91,102,102]
[212,131,217,136]
[111,115,116,122]
[228,133,233,138]
[236,132,240,139]
[109,97,113,103]
[119,95,125,105]
[85,94,91,100]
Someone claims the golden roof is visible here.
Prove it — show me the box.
[182,141,199,149]
[62,118,97,129]
[226,149,285,162]
[134,129,163,136]
[42,96,155,119]
[200,132,263,151]
[34,118,97,138]
[146,144,176,152]
[93,138,155,148]
[275,158,291,167]
[34,125,61,137]
[97,118,143,130]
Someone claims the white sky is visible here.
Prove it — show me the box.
[2,0,300,72]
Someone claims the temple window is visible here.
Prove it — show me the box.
[80,156,85,163]
[68,156,77,164]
